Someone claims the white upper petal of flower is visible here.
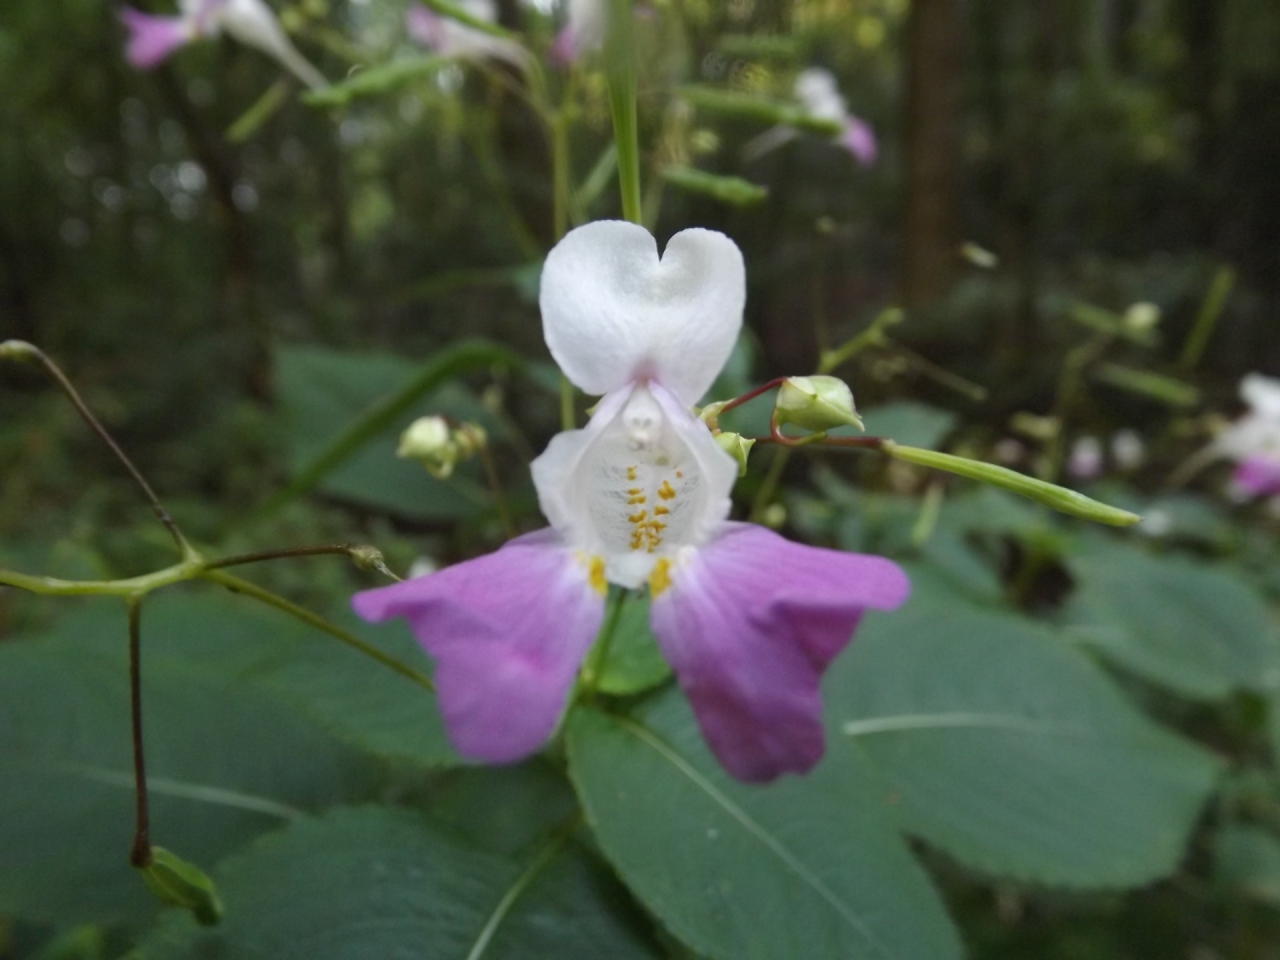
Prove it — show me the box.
[565,0,605,51]
[531,382,737,589]
[1241,373,1280,420]
[407,0,531,69]
[794,67,848,124]
[211,0,328,88]
[540,221,746,405]
[1214,413,1280,463]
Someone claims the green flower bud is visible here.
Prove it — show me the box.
[397,416,459,479]
[1124,301,1161,332]
[137,847,223,926]
[774,376,863,432]
[452,423,488,458]
[714,431,756,477]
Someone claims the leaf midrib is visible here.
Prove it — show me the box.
[615,715,896,960]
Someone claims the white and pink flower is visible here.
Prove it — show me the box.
[405,0,531,70]
[120,0,327,89]
[1215,373,1280,498]
[354,221,909,783]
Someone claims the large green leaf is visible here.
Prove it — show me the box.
[66,591,458,770]
[566,691,962,960]
[0,606,379,926]
[1063,542,1280,700]
[133,806,662,959]
[277,345,498,521]
[829,576,1224,886]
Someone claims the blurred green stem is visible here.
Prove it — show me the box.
[581,589,631,690]
[1042,332,1112,482]
[1179,265,1235,373]
[605,0,642,223]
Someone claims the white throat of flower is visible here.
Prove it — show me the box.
[533,382,735,591]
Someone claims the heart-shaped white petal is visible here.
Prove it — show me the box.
[1241,373,1280,420]
[539,220,746,404]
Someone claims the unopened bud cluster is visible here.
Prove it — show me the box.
[398,416,487,479]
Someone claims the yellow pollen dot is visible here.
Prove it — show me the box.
[626,495,646,505]
[628,510,648,523]
[626,466,637,481]
[676,471,683,478]
[653,505,670,516]
[587,556,607,596]
[626,488,642,495]
[649,558,673,597]
[658,480,677,501]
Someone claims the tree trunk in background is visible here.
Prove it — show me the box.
[902,0,966,309]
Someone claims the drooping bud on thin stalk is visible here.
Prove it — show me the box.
[1,341,195,559]
[604,0,641,223]
[137,848,224,926]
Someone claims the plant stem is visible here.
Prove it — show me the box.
[1179,265,1235,373]
[818,308,905,375]
[748,446,791,523]
[581,589,630,689]
[1,341,195,559]
[604,0,642,223]
[128,597,153,868]
[476,441,516,540]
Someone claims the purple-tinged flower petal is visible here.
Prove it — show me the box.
[549,25,578,66]
[1232,456,1280,498]
[353,530,605,764]
[120,9,193,69]
[838,117,878,166]
[649,523,910,783]
[405,2,447,50]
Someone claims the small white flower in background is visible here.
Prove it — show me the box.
[1213,373,1280,498]
[793,68,878,166]
[1068,435,1103,480]
[120,0,328,90]
[406,0,531,69]
[549,0,606,64]
[1111,429,1145,471]
[744,67,878,167]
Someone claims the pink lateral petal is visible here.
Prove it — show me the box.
[649,523,909,783]
[120,9,192,69]
[838,116,878,167]
[1232,456,1280,498]
[353,530,604,764]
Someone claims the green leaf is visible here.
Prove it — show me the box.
[274,344,517,521]
[829,582,1224,886]
[596,595,672,696]
[1215,825,1280,905]
[0,606,380,926]
[134,592,458,769]
[133,806,662,959]
[1063,543,1280,701]
[566,691,963,960]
